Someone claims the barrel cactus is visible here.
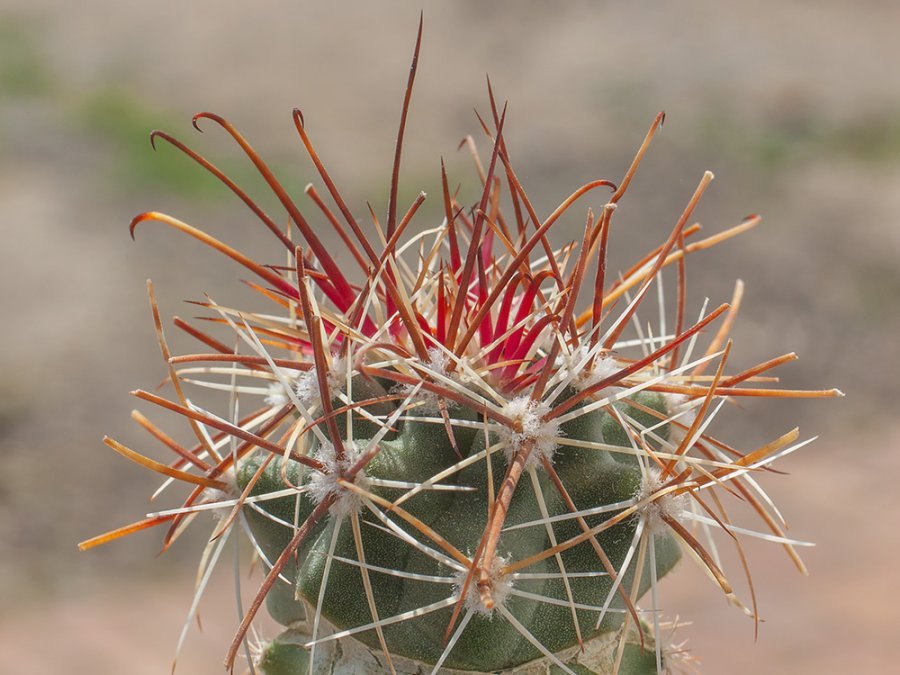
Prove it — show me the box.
[80,18,840,675]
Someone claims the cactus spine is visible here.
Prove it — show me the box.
[80,17,841,675]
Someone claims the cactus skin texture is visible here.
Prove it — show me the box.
[239,389,679,673]
[78,16,841,675]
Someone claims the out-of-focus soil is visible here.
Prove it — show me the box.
[1,1,898,672]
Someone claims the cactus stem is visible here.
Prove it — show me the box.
[538,455,645,633]
[499,397,558,465]
[476,440,533,609]
[207,459,270,542]
[350,509,398,674]
[526,466,585,649]
[82,26,843,669]
[595,513,647,633]
[340,479,471,568]
[617,528,652,669]
[635,468,690,536]
[226,495,335,671]
[306,597,460,649]
[308,518,343,673]
[431,608,476,674]
[389,443,493,510]
[495,604,577,675]
[504,486,666,576]
[307,443,369,518]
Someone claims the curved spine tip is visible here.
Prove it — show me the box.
[129,212,152,240]
[148,130,162,150]
[191,111,220,132]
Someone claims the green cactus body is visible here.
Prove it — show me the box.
[79,18,840,675]
[239,390,680,673]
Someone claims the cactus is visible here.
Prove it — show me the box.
[80,18,841,675]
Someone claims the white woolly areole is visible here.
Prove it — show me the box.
[635,467,688,534]
[425,347,450,377]
[397,347,457,412]
[454,555,513,617]
[663,393,698,445]
[199,468,238,521]
[499,396,560,467]
[265,378,294,407]
[307,441,369,519]
[562,346,621,393]
[294,360,348,409]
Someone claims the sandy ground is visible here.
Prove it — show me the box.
[2,1,899,672]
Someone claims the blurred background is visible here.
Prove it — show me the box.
[1,1,897,672]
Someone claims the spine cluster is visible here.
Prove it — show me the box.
[80,20,840,675]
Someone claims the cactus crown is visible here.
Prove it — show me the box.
[80,18,841,675]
